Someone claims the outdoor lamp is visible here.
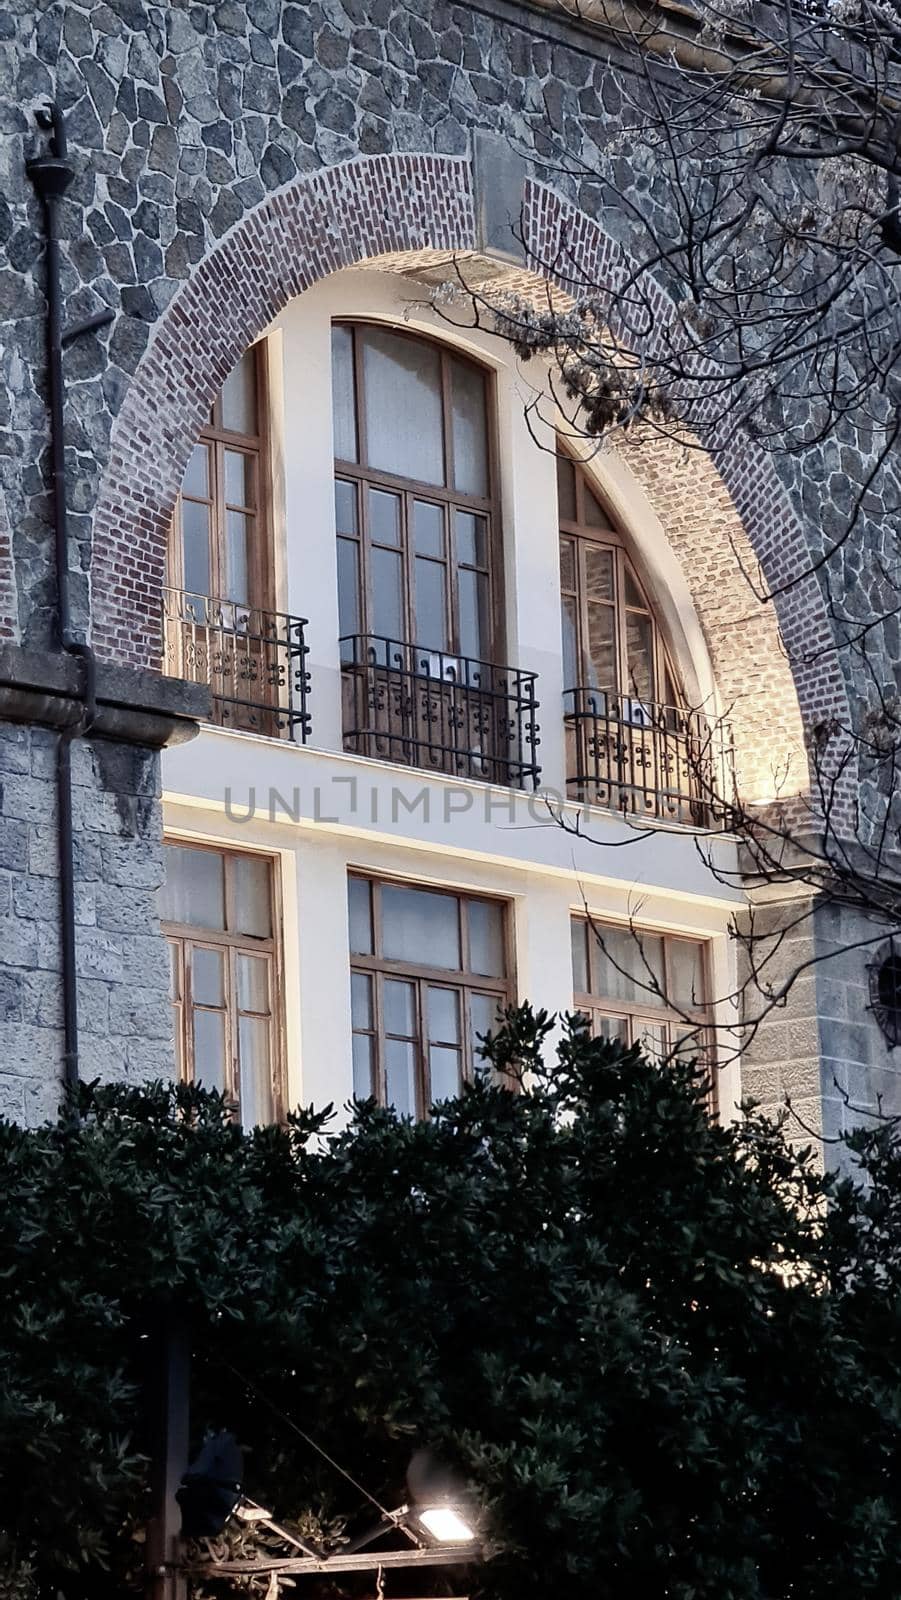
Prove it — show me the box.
[415,1505,477,1543]
[406,1449,478,1545]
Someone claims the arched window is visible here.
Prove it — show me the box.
[557,450,679,711]
[164,345,309,741]
[331,323,499,662]
[169,343,270,611]
[332,324,537,788]
[558,449,726,826]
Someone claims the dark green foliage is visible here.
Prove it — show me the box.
[2,1009,901,1599]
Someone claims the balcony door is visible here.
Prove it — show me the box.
[167,344,291,736]
[558,450,721,824]
[333,324,530,783]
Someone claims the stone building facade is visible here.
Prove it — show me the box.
[0,0,895,1145]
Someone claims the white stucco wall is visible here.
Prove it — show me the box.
[162,267,746,1127]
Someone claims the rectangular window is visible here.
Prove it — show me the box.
[571,914,711,1075]
[160,842,281,1128]
[348,874,512,1116]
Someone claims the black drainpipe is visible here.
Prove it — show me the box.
[27,104,113,1092]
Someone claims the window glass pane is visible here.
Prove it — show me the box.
[586,602,617,693]
[372,547,404,640]
[383,978,417,1037]
[362,327,444,484]
[626,612,654,701]
[225,450,254,509]
[623,564,645,609]
[593,925,665,1005]
[468,899,505,978]
[160,845,225,930]
[182,443,209,500]
[192,1008,227,1093]
[456,511,487,568]
[331,325,358,462]
[352,1032,375,1099]
[597,1014,629,1043]
[429,1045,462,1102]
[427,985,461,1044]
[458,567,490,659]
[232,854,271,938]
[385,1038,417,1117]
[382,885,461,969]
[237,952,270,1013]
[450,358,489,496]
[671,1024,706,1066]
[561,595,579,689]
[181,500,211,596]
[337,537,360,637]
[559,536,576,592]
[414,500,444,558]
[414,559,447,652]
[192,946,224,1006]
[668,939,705,1010]
[167,940,181,1001]
[224,510,249,605]
[469,991,502,1062]
[637,1019,668,1060]
[348,877,373,955]
[221,348,258,435]
[351,970,373,1028]
[335,478,358,535]
[584,486,612,529]
[369,487,401,546]
[585,545,615,603]
[238,1015,272,1129]
[571,917,589,994]
[557,453,577,521]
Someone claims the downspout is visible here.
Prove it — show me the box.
[27,104,112,1092]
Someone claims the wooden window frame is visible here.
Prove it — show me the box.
[334,321,506,666]
[169,340,273,611]
[349,873,514,1117]
[162,840,285,1126]
[571,913,713,1080]
[558,448,681,709]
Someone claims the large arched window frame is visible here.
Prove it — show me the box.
[331,321,504,665]
[557,449,681,714]
[558,448,728,827]
[169,342,272,613]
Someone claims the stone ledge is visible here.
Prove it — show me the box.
[0,645,209,749]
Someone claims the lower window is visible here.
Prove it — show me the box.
[159,842,281,1128]
[571,914,711,1068]
[349,874,512,1116]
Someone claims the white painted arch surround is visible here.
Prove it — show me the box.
[162,266,744,1124]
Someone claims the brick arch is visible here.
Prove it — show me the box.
[91,154,851,817]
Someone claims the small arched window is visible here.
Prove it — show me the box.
[331,323,500,664]
[557,449,725,826]
[169,343,270,610]
[557,449,680,711]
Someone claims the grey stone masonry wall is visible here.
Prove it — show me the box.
[0,721,173,1124]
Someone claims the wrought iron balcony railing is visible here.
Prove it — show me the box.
[340,635,541,789]
[564,687,734,829]
[163,588,311,741]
